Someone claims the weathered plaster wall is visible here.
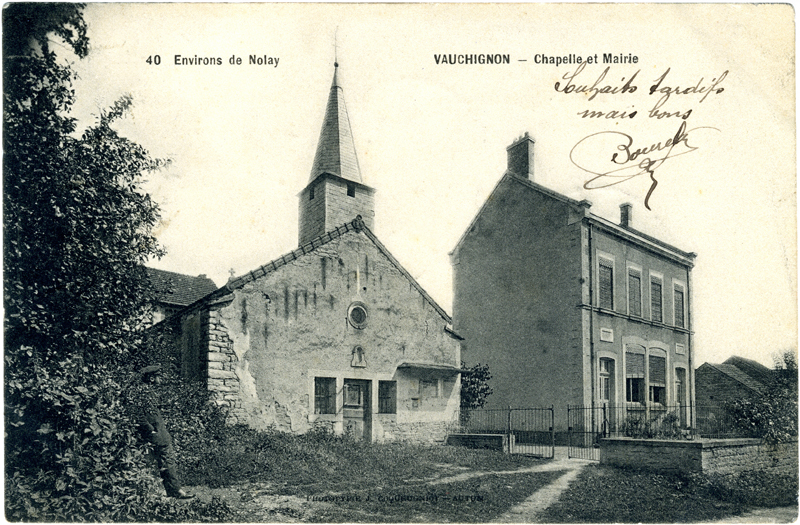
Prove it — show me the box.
[193,228,460,442]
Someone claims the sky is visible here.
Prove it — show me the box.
[62,3,795,368]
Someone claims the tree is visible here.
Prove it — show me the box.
[727,350,798,445]
[460,362,493,424]
[4,5,170,520]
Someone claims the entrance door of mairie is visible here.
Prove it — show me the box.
[343,379,372,441]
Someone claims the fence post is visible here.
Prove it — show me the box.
[550,405,555,459]
[567,405,572,458]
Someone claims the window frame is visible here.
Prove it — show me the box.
[650,273,663,323]
[378,381,397,414]
[627,264,643,317]
[314,377,337,415]
[673,281,686,328]
[598,256,615,311]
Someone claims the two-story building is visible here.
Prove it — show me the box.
[451,133,696,433]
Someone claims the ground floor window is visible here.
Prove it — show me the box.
[626,378,645,403]
[625,350,645,403]
[314,377,336,414]
[378,381,397,414]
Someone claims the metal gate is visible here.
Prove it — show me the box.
[461,406,555,458]
[567,404,606,460]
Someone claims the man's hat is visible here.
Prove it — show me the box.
[140,364,162,377]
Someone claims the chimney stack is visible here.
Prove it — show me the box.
[620,203,632,228]
[506,132,535,180]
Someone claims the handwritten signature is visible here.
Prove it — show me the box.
[570,122,719,210]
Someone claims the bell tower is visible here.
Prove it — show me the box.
[298,63,375,246]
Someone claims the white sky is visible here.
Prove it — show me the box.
[66,4,795,368]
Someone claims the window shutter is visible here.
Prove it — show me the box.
[626,352,645,378]
[649,355,666,385]
[674,287,685,327]
[628,269,642,317]
[651,279,663,322]
[599,261,613,309]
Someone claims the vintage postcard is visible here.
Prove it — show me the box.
[5,2,796,522]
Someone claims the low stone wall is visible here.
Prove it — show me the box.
[446,433,508,452]
[601,437,798,476]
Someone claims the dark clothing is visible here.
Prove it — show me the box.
[132,385,184,497]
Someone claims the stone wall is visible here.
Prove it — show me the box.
[205,305,247,424]
[601,437,798,476]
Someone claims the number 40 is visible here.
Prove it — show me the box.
[146,55,161,65]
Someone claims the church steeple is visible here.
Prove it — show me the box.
[308,62,362,184]
[298,63,375,246]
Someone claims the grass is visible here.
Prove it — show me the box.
[538,463,798,523]
[307,471,566,522]
[181,425,543,493]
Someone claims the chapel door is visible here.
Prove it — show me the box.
[343,379,372,441]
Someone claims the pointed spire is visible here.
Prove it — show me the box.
[308,63,363,183]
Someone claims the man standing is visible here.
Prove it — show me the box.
[134,365,194,500]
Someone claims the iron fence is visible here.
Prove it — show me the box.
[460,406,555,458]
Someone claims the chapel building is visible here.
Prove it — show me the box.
[166,64,462,444]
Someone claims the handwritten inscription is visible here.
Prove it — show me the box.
[554,63,728,119]
[570,122,720,210]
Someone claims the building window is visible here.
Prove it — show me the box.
[347,301,368,329]
[599,259,614,310]
[675,367,686,406]
[378,381,397,414]
[650,277,663,323]
[600,358,615,404]
[314,377,336,414]
[347,182,356,197]
[626,351,645,403]
[309,184,315,200]
[674,284,685,328]
[628,268,642,317]
[649,355,666,405]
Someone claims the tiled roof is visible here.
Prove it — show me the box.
[308,63,362,184]
[724,356,774,385]
[146,267,218,307]
[223,216,453,325]
[707,363,768,394]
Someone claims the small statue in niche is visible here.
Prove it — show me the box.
[351,345,366,367]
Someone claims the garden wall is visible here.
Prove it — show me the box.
[601,437,798,476]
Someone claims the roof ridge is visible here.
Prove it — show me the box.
[222,216,453,325]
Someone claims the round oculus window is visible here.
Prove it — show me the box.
[347,302,368,329]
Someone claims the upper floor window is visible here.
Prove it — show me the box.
[598,259,614,310]
[674,284,685,328]
[650,276,663,323]
[627,267,642,317]
[347,182,356,197]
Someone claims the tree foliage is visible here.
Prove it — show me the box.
[2,5,184,520]
[460,362,493,412]
[726,350,798,445]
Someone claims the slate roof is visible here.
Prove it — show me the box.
[451,172,696,267]
[308,63,362,184]
[703,361,769,395]
[723,356,774,385]
[146,267,218,307]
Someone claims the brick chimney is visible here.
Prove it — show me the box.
[507,132,535,180]
[620,203,632,228]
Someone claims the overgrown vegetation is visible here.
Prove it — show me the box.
[727,350,798,444]
[2,5,232,521]
[459,362,492,424]
[539,463,798,523]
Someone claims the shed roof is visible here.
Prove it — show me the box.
[146,267,218,307]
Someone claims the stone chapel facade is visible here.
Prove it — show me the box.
[165,64,462,443]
